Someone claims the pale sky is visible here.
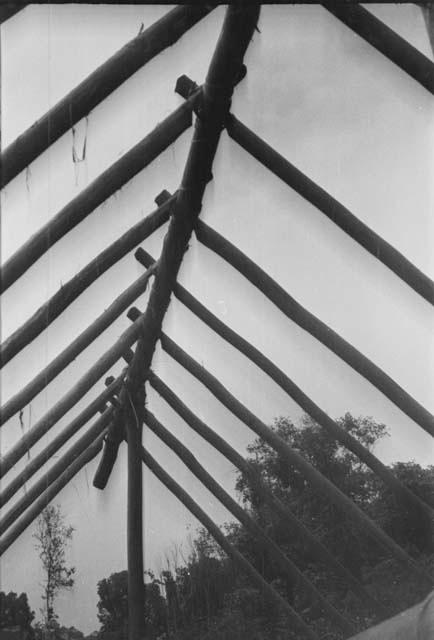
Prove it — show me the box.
[1,4,433,633]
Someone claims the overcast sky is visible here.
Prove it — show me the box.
[1,3,433,633]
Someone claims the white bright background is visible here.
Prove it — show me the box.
[1,3,433,633]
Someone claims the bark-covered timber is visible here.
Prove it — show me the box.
[0,104,193,294]
[0,309,149,477]
[94,4,261,486]
[176,69,433,307]
[159,333,433,587]
[123,361,146,640]
[0,6,213,189]
[0,414,109,536]
[144,409,355,634]
[0,262,156,426]
[226,116,434,307]
[323,2,434,95]
[196,221,434,438]
[0,405,114,508]
[140,445,319,640]
[148,371,383,614]
[136,247,433,520]
[0,432,105,557]
[0,199,173,370]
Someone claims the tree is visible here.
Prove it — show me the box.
[234,412,434,633]
[0,591,35,631]
[96,570,167,639]
[97,571,128,636]
[94,412,433,639]
[33,504,75,626]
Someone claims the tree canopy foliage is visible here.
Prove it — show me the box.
[94,412,434,639]
[33,504,75,626]
[0,591,35,631]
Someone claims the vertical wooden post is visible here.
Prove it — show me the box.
[125,384,145,640]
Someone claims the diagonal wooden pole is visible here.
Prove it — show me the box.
[0,196,173,370]
[93,2,260,493]
[0,263,155,424]
[0,103,193,294]
[0,309,151,478]
[148,371,384,615]
[0,432,105,557]
[90,7,260,639]
[225,115,434,307]
[176,73,434,308]
[144,409,355,634]
[0,404,115,508]
[136,247,433,518]
[151,329,433,587]
[0,5,212,188]
[323,2,434,95]
[0,412,110,536]
[196,221,434,438]
[139,444,319,640]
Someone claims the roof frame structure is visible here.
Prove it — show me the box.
[1,4,433,639]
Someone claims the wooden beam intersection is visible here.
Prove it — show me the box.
[0,305,156,477]
[0,103,192,294]
[0,403,115,508]
[140,444,319,640]
[92,4,261,493]
[0,263,157,426]
[134,247,434,519]
[147,371,384,615]
[155,331,432,586]
[144,408,355,635]
[176,74,434,307]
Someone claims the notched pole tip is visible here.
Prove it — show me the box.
[175,75,199,100]
[155,189,172,206]
[128,307,142,323]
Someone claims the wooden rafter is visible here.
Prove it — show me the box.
[0,433,105,557]
[94,3,261,488]
[0,309,148,476]
[147,327,432,587]
[0,6,213,188]
[196,221,434,437]
[135,247,434,519]
[140,444,320,640]
[176,76,434,307]
[0,199,173,370]
[0,413,109,537]
[148,371,383,614]
[0,262,155,424]
[0,408,114,508]
[323,2,434,95]
[0,102,194,293]
[144,409,355,635]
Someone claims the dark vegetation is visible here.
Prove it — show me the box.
[3,413,432,639]
[95,413,434,639]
